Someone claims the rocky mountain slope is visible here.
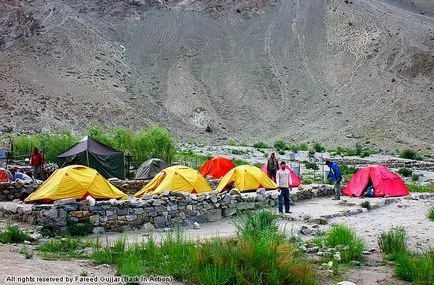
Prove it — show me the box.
[0,0,433,151]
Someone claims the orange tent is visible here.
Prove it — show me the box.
[199,157,235,179]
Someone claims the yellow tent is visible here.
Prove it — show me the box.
[216,165,277,192]
[134,165,212,197]
[25,165,128,202]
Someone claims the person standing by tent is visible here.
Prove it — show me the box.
[276,161,292,214]
[30,147,44,180]
[326,160,342,200]
[267,152,279,181]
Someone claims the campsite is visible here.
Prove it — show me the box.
[0,134,433,285]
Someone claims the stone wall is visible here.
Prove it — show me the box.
[0,185,335,234]
[0,182,37,201]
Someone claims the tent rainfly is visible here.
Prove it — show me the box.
[217,165,277,192]
[342,165,409,197]
[56,136,125,179]
[199,157,235,179]
[25,165,128,203]
[134,165,212,197]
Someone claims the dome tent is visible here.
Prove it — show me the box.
[134,165,212,197]
[25,165,128,203]
[135,158,170,180]
[343,165,409,197]
[216,165,277,192]
[199,157,235,179]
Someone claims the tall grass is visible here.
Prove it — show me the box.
[36,237,95,260]
[4,125,177,164]
[91,211,317,284]
[378,226,407,258]
[378,227,433,284]
[325,224,365,262]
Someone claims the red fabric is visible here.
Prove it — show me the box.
[260,164,301,187]
[31,153,44,166]
[343,165,409,197]
[199,157,235,179]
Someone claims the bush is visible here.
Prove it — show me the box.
[398,168,412,177]
[299,143,309,151]
[325,224,365,262]
[67,219,93,237]
[253,142,269,149]
[234,210,279,240]
[378,227,407,257]
[313,142,325,153]
[305,162,318,170]
[274,140,286,151]
[400,149,423,160]
[340,165,358,175]
[0,223,32,244]
[411,174,420,182]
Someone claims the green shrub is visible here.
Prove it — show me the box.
[361,201,372,210]
[0,223,32,244]
[274,140,286,151]
[411,174,420,182]
[406,183,431,193]
[398,168,412,177]
[313,142,325,153]
[400,149,423,160]
[253,142,269,149]
[233,159,250,166]
[67,219,93,237]
[234,210,279,240]
[428,206,434,221]
[378,227,407,257]
[340,165,358,175]
[302,178,313,184]
[305,162,318,170]
[325,224,365,262]
[299,143,309,151]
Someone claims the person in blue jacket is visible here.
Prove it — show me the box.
[326,160,342,200]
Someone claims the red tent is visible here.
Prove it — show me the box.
[260,164,301,187]
[343,165,409,197]
[199,157,235,179]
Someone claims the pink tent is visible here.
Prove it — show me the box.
[260,164,301,187]
[343,165,409,197]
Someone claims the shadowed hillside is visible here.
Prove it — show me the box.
[1,0,433,151]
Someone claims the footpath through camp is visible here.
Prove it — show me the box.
[0,144,433,285]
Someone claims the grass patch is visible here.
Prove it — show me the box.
[325,224,365,262]
[428,206,434,221]
[378,227,433,284]
[253,142,269,149]
[398,168,412,177]
[378,227,407,258]
[36,237,95,260]
[91,211,317,284]
[20,245,33,259]
[0,223,32,244]
[405,183,431,193]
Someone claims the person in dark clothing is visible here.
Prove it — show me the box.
[267,152,279,182]
[326,160,342,200]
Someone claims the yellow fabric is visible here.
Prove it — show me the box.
[217,165,277,192]
[25,165,128,202]
[134,165,212,197]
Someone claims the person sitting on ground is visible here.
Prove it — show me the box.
[13,168,33,185]
[276,161,292,214]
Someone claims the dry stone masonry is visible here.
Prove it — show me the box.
[0,185,335,234]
